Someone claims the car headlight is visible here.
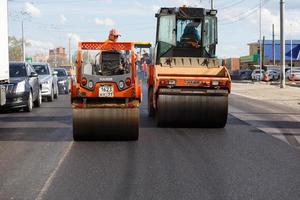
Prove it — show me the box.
[15,81,26,93]
[58,80,67,84]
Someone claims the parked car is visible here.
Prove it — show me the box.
[54,68,70,94]
[32,63,59,101]
[286,69,300,81]
[0,62,42,112]
[263,70,280,81]
[239,69,252,80]
[251,69,265,81]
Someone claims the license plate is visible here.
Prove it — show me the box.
[99,85,114,97]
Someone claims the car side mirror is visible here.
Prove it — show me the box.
[30,72,38,77]
[52,71,58,76]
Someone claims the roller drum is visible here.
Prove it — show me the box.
[156,94,228,127]
[73,108,139,141]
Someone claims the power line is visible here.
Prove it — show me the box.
[218,0,247,10]
[219,0,271,25]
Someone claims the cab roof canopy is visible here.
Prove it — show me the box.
[156,7,206,19]
[134,42,152,49]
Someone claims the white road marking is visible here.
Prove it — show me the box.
[35,141,73,200]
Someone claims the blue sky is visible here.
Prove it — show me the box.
[7,0,300,58]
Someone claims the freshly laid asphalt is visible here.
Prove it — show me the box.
[0,88,299,200]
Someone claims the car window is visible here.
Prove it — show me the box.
[55,69,67,77]
[32,65,50,75]
[9,63,27,77]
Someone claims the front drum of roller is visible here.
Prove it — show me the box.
[73,107,139,141]
[156,94,228,128]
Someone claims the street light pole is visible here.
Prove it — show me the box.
[211,0,214,9]
[280,0,285,88]
[259,0,262,79]
[21,20,25,62]
[290,24,293,74]
[272,24,275,66]
[68,37,71,65]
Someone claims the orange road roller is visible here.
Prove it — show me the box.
[147,6,231,127]
[71,42,142,140]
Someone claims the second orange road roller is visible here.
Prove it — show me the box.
[71,42,142,140]
[148,6,231,127]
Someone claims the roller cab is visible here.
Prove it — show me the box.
[72,42,142,140]
[148,7,231,127]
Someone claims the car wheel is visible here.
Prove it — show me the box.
[34,89,42,107]
[47,88,54,102]
[54,87,58,99]
[24,91,33,112]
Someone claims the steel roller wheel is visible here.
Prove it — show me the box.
[156,94,228,128]
[73,107,139,141]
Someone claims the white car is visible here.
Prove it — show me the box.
[251,69,265,81]
[32,63,59,101]
[264,70,280,81]
[286,69,300,81]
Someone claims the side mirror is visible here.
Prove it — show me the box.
[30,72,38,77]
[53,71,58,76]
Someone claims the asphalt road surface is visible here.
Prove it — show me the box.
[0,89,300,200]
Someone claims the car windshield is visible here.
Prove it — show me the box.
[55,69,67,77]
[32,65,50,75]
[9,63,27,77]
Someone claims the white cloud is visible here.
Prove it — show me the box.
[152,5,160,13]
[103,0,112,3]
[95,18,115,26]
[68,33,81,43]
[26,39,54,54]
[59,14,67,24]
[24,2,41,17]
[162,0,204,7]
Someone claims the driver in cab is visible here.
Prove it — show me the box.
[180,19,201,48]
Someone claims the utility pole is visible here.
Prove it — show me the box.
[280,0,285,88]
[259,0,262,80]
[68,37,71,65]
[262,35,265,70]
[290,24,293,73]
[272,24,275,66]
[21,20,25,62]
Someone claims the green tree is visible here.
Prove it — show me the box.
[8,36,31,61]
[8,36,22,61]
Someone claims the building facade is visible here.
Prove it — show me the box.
[48,47,67,67]
[240,40,300,69]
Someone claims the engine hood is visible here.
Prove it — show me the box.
[39,75,52,82]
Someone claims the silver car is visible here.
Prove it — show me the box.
[286,69,300,81]
[32,63,59,101]
[264,70,280,81]
[251,69,265,81]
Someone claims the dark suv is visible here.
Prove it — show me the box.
[0,62,42,112]
[54,68,70,94]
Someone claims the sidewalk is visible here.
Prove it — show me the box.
[231,82,300,110]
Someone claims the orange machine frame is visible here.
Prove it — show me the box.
[72,42,141,101]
